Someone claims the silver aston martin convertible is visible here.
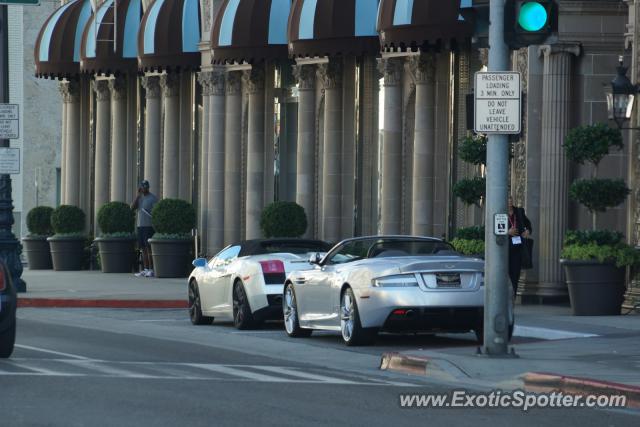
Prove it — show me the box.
[283,236,492,346]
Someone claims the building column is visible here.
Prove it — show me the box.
[379,58,404,234]
[244,66,266,239]
[318,60,343,242]
[110,76,127,202]
[409,54,437,236]
[224,71,242,245]
[537,44,581,297]
[293,64,316,238]
[197,71,212,251]
[92,79,111,230]
[142,75,162,196]
[61,80,81,206]
[161,73,181,199]
[58,82,68,204]
[207,69,226,255]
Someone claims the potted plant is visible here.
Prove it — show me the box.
[450,226,485,257]
[22,206,54,269]
[260,201,308,238]
[560,123,636,315]
[47,205,87,271]
[149,199,196,278]
[95,202,136,273]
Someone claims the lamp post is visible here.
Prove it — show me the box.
[605,56,638,130]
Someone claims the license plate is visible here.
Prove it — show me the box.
[435,272,461,288]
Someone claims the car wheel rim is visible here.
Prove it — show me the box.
[341,292,354,342]
[284,286,297,334]
[233,285,244,325]
[188,283,199,320]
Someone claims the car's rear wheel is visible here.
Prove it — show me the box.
[0,316,16,358]
[283,284,312,338]
[233,281,258,330]
[188,280,213,325]
[341,287,377,346]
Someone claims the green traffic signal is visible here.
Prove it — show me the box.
[517,2,548,32]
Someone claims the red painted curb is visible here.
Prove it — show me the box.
[523,372,640,409]
[380,352,429,375]
[17,298,188,309]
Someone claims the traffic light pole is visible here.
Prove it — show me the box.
[483,0,511,356]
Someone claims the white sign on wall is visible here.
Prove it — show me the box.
[0,104,19,139]
[0,147,20,175]
[474,72,521,134]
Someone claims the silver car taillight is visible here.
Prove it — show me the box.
[371,275,419,288]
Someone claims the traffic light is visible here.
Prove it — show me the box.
[505,0,557,48]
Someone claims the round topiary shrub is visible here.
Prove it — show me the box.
[151,199,196,238]
[260,201,308,238]
[452,177,486,208]
[26,206,54,236]
[97,202,135,236]
[51,205,86,235]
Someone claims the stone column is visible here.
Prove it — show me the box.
[142,75,162,195]
[537,44,581,297]
[318,60,343,242]
[197,71,212,251]
[161,73,181,199]
[378,58,404,234]
[61,80,81,206]
[110,76,128,202]
[224,71,242,245]
[293,64,316,238]
[409,54,437,236]
[243,66,266,239]
[207,69,226,254]
[93,79,111,229]
[58,82,68,204]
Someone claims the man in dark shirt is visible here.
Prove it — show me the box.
[131,180,158,277]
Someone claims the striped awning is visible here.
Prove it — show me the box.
[211,0,290,64]
[138,0,202,72]
[34,0,93,79]
[377,0,474,51]
[288,0,380,58]
[80,0,143,74]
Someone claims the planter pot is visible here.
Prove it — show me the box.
[47,236,86,271]
[95,237,136,273]
[22,236,52,270]
[560,259,626,316]
[149,238,193,278]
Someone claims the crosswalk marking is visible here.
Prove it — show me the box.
[15,344,90,360]
[0,358,414,386]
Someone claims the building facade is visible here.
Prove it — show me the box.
[32,0,632,300]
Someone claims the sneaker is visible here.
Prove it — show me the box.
[144,269,154,278]
[135,269,149,277]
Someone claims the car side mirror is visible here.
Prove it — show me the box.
[192,258,207,268]
[309,252,322,265]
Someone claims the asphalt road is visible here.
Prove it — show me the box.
[1,308,637,426]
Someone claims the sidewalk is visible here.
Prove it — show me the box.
[381,304,640,408]
[17,269,188,308]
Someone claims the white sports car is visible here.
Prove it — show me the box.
[188,239,331,329]
[283,236,509,346]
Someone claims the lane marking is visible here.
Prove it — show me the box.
[249,365,361,384]
[514,325,599,340]
[61,360,155,378]
[0,360,85,376]
[15,344,90,360]
[187,363,296,383]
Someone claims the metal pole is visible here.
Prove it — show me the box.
[0,6,26,292]
[483,0,510,355]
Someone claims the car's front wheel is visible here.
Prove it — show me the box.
[0,315,16,358]
[233,281,258,330]
[283,284,312,338]
[188,280,214,325]
[340,287,377,346]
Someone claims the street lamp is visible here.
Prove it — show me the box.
[605,56,638,130]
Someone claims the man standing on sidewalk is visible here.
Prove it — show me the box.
[131,180,158,277]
